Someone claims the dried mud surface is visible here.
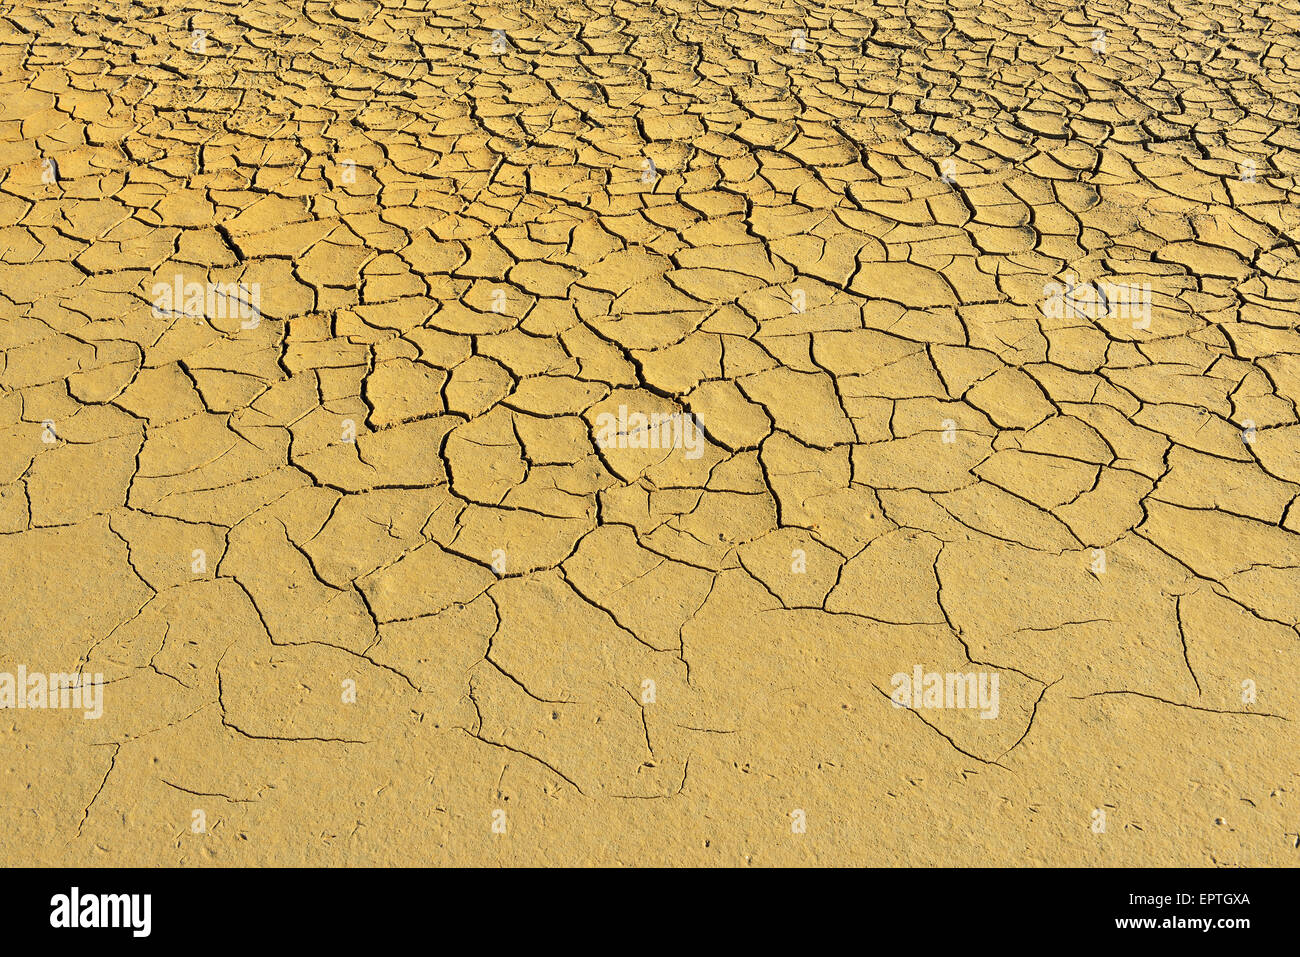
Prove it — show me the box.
[2,0,1299,866]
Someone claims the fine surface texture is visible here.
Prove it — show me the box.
[1,0,1298,866]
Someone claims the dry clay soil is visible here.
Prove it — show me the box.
[1,0,1299,867]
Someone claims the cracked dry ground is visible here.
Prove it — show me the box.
[1,0,1299,868]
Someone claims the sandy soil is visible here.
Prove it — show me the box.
[1,0,1298,866]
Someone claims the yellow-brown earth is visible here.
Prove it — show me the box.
[1,0,1298,866]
